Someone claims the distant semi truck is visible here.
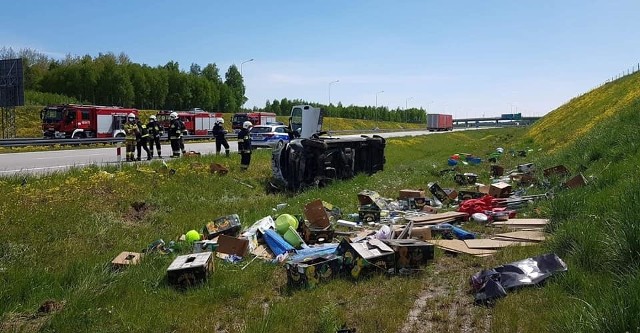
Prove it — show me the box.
[427,113,453,131]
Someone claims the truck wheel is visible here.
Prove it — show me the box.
[72,132,85,139]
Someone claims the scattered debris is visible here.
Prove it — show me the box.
[470,253,568,304]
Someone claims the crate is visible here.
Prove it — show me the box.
[382,239,434,272]
[203,214,241,240]
[302,222,334,244]
[167,252,214,287]
[336,239,395,279]
[285,254,342,288]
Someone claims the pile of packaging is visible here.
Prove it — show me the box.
[110,149,581,298]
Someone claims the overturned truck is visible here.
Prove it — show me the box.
[270,135,386,192]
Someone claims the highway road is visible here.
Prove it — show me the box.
[0,129,475,176]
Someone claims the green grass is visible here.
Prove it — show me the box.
[1,128,533,332]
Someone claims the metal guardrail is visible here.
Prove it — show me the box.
[0,135,216,148]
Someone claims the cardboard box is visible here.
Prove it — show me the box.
[454,173,477,185]
[428,182,450,203]
[564,173,587,189]
[336,239,395,279]
[111,252,142,269]
[489,182,512,198]
[444,188,458,200]
[302,222,334,244]
[358,207,381,223]
[458,190,485,201]
[193,240,218,253]
[408,197,428,210]
[490,165,505,177]
[382,239,434,271]
[477,183,490,194]
[203,214,241,240]
[399,189,426,199]
[167,252,214,287]
[217,235,249,257]
[357,190,389,210]
[410,226,432,241]
[510,173,537,185]
[303,199,330,228]
[285,254,342,288]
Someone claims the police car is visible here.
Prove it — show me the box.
[249,124,290,149]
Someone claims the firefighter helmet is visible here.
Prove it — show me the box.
[243,121,252,129]
[149,115,157,121]
[217,118,225,125]
[127,113,136,121]
[169,112,178,120]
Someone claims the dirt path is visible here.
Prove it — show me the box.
[399,255,492,333]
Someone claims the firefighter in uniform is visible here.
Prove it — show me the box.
[212,118,230,157]
[168,112,182,158]
[124,113,138,162]
[238,121,252,170]
[178,117,187,154]
[147,115,163,158]
[135,116,152,161]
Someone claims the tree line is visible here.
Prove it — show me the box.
[1,47,246,112]
[262,99,426,123]
[3,47,426,123]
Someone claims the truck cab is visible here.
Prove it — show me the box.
[289,105,323,138]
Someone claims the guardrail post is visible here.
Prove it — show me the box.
[116,142,122,162]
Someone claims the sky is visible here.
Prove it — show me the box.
[2,0,639,118]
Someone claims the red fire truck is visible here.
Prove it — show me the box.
[41,104,139,139]
[231,112,278,132]
[156,110,223,136]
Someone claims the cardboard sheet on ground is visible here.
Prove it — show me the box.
[464,239,533,249]
[493,230,546,242]
[428,239,497,256]
[405,211,468,225]
[491,218,548,226]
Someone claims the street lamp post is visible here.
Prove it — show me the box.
[240,59,254,107]
[328,80,339,105]
[405,97,413,123]
[375,90,384,122]
[240,58,254,76]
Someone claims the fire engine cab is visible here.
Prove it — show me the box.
[156,110,223,136]
[41,104,139,139]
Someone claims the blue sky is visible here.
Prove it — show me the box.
[2,0,639,117]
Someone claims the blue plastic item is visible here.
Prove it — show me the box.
[263,229,295,256]
[447,159,458,166]
[439,223,476,240]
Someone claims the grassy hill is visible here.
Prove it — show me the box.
[495,71,640,332]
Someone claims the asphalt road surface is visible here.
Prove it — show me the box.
[0,129,475,176]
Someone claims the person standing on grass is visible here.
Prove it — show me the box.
[212,118,230,157]
[124,113,138,162]
[238,121,253,170]
[147,115,163,159]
